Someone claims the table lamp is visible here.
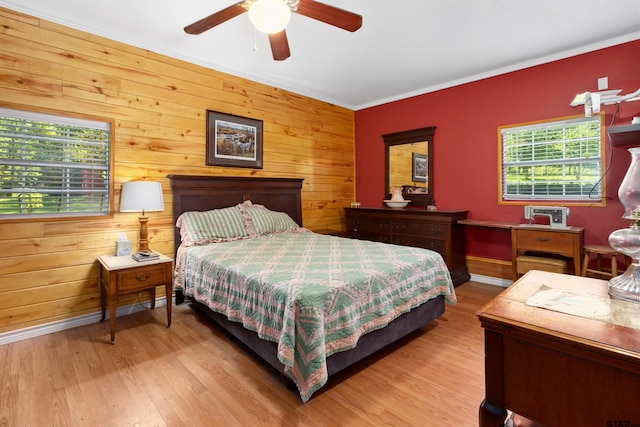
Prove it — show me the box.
[119,181,165,255]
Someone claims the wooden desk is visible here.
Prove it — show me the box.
[511,225,584,279]
[477,270,640,427]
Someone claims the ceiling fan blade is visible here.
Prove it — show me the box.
[184,2,247,35]
[269,30,291,61]
[296,0,362,32]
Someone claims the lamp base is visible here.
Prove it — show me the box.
[138,215,150,253]
[608,222,640,303]
[608,262,640,303]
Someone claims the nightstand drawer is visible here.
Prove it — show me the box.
[117,264,167,292]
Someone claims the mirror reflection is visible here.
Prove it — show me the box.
[383,126,434,207]
[389,141,428,193]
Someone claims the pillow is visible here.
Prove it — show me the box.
[240,201,299,237]
[176,205,248,245]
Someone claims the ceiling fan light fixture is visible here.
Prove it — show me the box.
[249,0,292,34]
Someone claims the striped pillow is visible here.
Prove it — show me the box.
[176,205,248,245]
[240,202,300,237]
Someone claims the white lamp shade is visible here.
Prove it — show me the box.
[120,181,165,213]
[249,0,291,34]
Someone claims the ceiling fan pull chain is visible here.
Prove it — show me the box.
[253,27,258,52]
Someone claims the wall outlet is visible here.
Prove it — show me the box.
[598,77,608,91]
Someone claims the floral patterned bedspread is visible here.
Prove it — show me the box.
[175,231,456,402]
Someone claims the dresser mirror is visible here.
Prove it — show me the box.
[383,126,435,207]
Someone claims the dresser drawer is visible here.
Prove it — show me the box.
[391,235,445,253]
[350,230,390,243]
[349,218,391,233]
[514,228,575,257]
[393,221,446,238]
[117,264,168,292]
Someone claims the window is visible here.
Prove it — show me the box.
[0,107,112,219]
[499,115,603,202]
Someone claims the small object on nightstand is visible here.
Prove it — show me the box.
[115,233,132,256]
[97,253,173,344]
[115,240,132,256]
[132,250,160,262]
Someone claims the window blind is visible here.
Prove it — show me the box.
[501,116,602,201]
[0,107,111,219]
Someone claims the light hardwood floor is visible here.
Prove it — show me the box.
[0,281,504,427]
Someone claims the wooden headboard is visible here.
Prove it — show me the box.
[168,175,303,254]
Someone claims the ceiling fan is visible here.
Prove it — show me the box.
[184,0,363,61]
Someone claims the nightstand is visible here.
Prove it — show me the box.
[97,254,173,344]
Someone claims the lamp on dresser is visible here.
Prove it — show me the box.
[119,181,165,258]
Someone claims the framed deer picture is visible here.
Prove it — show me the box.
[206,110,263,169]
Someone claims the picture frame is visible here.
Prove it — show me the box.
[206,110,263,168]
[412,153,428,182]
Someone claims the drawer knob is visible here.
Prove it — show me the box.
[135,273,152,282]
[537,237,550,242]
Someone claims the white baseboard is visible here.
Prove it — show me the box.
[0,296,170,346]
[469,273,512,288]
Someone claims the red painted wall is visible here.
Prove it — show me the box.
[355,39,640,261]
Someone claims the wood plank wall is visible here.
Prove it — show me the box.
[0,7,355,334]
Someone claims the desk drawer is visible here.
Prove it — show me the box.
[117,264,167,292]
[515,229,574,256]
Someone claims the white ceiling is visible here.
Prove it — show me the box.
[3,0,640,110]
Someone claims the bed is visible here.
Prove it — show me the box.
[169,175,456,402]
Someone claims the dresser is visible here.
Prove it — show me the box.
[345,207,470,286]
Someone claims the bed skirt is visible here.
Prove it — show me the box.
[186,293,445,385]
